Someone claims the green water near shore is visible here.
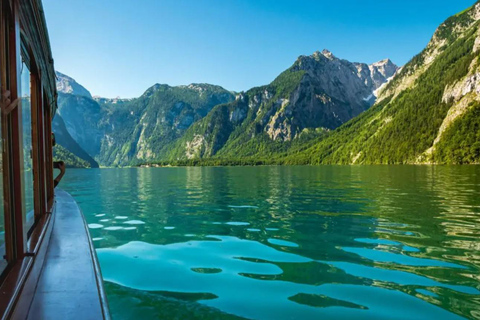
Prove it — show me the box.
[61,166,480,319]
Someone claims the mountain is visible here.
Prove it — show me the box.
[95,83,236,166]
[56,71,92,98]
[369,59,398,90]
[52,114,99,168]
[288,1,480,165]
[53,71,102,167]
[164,51,398,161]
[51,2,480,167]
[53,79,235,166]
[52,51,398,166]
[56,92,107,158]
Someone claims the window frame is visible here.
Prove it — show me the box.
[0,0,56,316]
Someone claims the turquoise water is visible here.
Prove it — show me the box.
[61,166,480,319]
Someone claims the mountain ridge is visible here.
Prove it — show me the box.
[53,50,399,166]
[53,79,237,166]
[287,1,480,165]
[162,50,398,161]
[51,2,480,167]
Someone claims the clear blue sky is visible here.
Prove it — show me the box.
[43,0,476,98]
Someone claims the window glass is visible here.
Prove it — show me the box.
[0,97,4,272]
[20,61,34,235]
[1,6,8,273]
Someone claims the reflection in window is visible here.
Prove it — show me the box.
[21,61,34,235]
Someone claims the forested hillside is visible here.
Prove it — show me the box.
[284,1,480,165]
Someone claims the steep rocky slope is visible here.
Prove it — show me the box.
[166,51,398,160]
[56,93,106,157]
[52,114,99,167]
[56,71,92,98]
[53,71,101,167]
[291,1,480,164]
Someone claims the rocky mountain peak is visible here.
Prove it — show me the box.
[372,58,392,66]
[56,71,92,98]
[321,49,336,60]
[369,59,399,82]
[311,49,337,61]
[187,84,207,91]
[295,50,398,104]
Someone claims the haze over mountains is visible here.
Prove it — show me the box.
[53,1,480,167]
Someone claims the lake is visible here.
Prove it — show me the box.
[60,166,480,319]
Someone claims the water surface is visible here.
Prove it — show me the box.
[61,166,480,319]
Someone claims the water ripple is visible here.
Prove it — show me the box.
[61,166,480,319]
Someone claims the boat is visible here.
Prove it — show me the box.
[0,0,109,318]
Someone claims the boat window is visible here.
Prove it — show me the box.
[0,94,5,273]
[1,4,9,274]
[20,61,34,235]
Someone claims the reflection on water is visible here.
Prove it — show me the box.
[62,166,480,319]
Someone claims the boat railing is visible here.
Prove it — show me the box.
[53,161,66,188]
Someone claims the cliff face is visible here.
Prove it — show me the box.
[56,71,92,98]
[284,50,398,134]
[52,114,99,168]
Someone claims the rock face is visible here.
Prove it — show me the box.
[169,50,398,160]
[288,50,398,131]
[368,59,398,89]
[56,93,105,157]
[56,71,92,98]
[52,114,99,168]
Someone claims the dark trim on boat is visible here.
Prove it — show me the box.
[0,202,54,319]
[0,1,110,318]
